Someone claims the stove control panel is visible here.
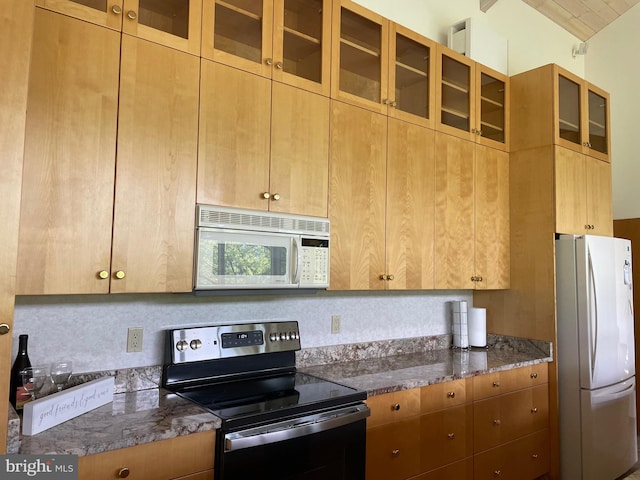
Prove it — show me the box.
[169,321,301,364]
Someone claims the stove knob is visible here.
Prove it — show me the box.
[269,333,278,342]
[279,332,287,341]
[176,340,188,352]
[190,339,203,350]
[293,331,300,340]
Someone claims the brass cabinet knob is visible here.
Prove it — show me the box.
[111,5,122,14]
[493,470,501,477]
[532,453,539,459]
[392,449,400,457]
[448,432,455,439]
[272,193,280,201]
[98,270,109,279]
[379,274,394,281]
[262,192,271,199]
[530,372,538,379]
[492,381,500,387]
[275,61,283,69]
[126,10,136,20]
[387,274,394,281]
[265,58,273,66]
[115,271,126,279]
[118,467,130,478]
[391,403,400,411]
[0,324,10,335]
[531,407,538,413]
[493,419,501,426]
[390,100,397,107]
[382,99,389,105]
[447,391,455,398]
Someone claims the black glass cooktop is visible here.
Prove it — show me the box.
[174,372,366,430]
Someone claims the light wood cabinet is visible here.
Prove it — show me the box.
[35,0,202,54]
[511,63,610,162]
[435,132,510,290]
[202,0,331,96]
[329,101,436,290]
[197,61,329,216]
[436,45,509,152]
[331,0,436,128]
[78,431,215,480]
[17,8,199,295]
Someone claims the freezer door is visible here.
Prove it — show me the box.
[576,235,635,390]
[577,378,638,480]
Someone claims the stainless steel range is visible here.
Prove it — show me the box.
[162,321,369,480]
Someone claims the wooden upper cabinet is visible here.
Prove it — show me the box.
[17,9,199,295]
[202,0,332,95]
[511,63,610,162]
[436,45,508,151]
[331,1,436,127]
[35,0,202,54]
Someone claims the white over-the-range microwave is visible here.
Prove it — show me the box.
[194,205,330,291]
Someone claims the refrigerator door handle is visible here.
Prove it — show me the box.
[591,378,636,405]
[587,246,599,379]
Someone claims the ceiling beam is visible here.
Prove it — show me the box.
[480,0,499,12]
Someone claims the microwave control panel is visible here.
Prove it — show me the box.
[300,238,329,287]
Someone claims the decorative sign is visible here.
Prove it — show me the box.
[22,377,114,436]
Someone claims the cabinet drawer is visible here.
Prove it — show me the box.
[411,457,473,480]
[473,429,550,480]
[420,404,473,472]
[78,431,215,480]
[366,389,420,428]
[420,378,470,413]
[473,363,548,399]
[474,384,549,452]
[366,418,421,480]
[174,471,214,480]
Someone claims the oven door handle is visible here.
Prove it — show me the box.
[224,404,370,452]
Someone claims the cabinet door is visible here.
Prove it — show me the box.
[434,132,475,289]
[586,82,610,162]
[121,0,202,55]
[475,145,510,289]
[387,23,436,129]
[555,146,588,235]
[586,157,613,236]
[476,64,508,151]
[272,0,332,96]
[420,405,474,472]
[386,119,435,290]
[269,82,330,217]
[435,45,475,142]
[197,61,272,211]
[35,0,124,30]
[556,68,584,155]
[16,9,120,295]
[329,101,387,290]
[331,0,389,114]
[202,0,274,77]
[110,36,199,293]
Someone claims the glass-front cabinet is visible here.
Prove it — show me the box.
[332,0,435,127]
[35,0,202,54]
[202,0,331,95]
[436,45,508,151]
[556,66,610,162]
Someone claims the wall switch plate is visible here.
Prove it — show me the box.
[127,327,143,353]
[331,315,341,334]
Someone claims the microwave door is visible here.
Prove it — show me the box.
[195,229,297,289]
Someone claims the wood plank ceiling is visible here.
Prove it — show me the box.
[485,0,640,40]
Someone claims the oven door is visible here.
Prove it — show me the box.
[195,228,298,289]
[217,404,369,480]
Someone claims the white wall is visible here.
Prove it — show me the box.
[587,3,640,220]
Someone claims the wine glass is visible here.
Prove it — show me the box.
[21,366,49,401]
[50,361,73,392]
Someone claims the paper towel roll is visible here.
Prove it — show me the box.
[468,307,487,347]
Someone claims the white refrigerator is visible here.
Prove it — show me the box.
[556,234,637,480]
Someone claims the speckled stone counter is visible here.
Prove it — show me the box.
[15,388,220,456]
[298,334,553,396]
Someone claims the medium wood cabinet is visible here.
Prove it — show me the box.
[78,431,215,480]
[329,100,436,290]
[202,0,332,96]
[35,0,202,54]
[331,0,436,128]
[434,132,509,290]
[197,60,330,216]
[511,63,610,163]
[436,45,509,152]
[17,8,199,295]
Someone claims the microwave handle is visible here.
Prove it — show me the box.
[293,236,302,285]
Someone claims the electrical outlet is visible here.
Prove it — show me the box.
[127,327,143,353]
[331,315,341,334]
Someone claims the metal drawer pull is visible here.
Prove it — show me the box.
[531,372,538,379]
[493,381,500,387]
[118,467,130,478]
[447,391,455,398]
[493,419,501,426]
[532,454,539,459]
[448,433,455,439]
[391,403,400,411]
[493,470,501,477]
[531,407,538,413]
[392,449,400,457]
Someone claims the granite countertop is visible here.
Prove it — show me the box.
[9,334,552,457]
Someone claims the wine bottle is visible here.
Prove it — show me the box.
[9,334,32,411]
